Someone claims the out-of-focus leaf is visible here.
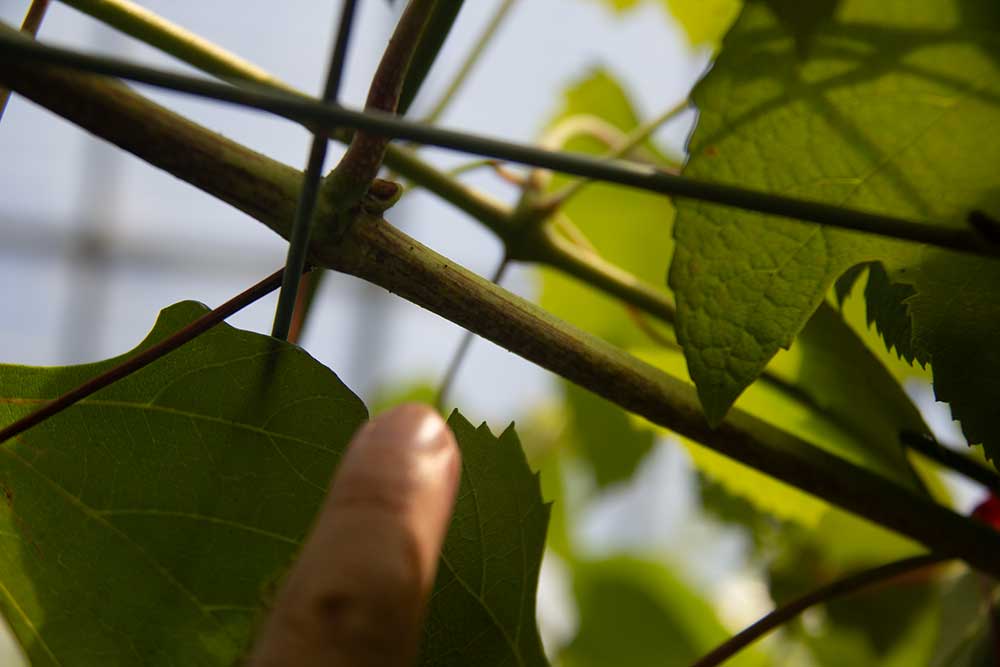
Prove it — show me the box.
[561,382,654,488]
[368,379,438,415]
[769,507,936,667]
[631,310,924,527]
[561,557,767,667]
[930,571,997,667]
[539,68,675,348]
[419,413,550,667]
[803,578,940,667]
[661,0,744,47]
[0,301,369,666]
[668,0,1000,469]
[766,302,927,488]
[594,0,643,11]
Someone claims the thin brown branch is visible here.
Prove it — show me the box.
[690,555,947,667]
[0,267,287,446]
[5,57,1000,577]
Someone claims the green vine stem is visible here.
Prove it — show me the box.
[7,55,1000,577]
[323,0,436,208]
[0,0,50,121]
[57,0,511,229]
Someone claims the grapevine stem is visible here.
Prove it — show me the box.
[0,267,289,447]
[434,257,510,411]
[689,554,948,667]
[323,0,436,207]
[2,33,990,256]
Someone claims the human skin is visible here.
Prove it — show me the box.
[248,403,461,666]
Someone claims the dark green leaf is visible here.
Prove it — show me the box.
[419,412,550,667]
[862,263,925,365]
[0,301,368,666]
[907,250,1000,462]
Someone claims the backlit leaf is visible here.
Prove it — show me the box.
[561,557,766,667]
[669,0,1000,467]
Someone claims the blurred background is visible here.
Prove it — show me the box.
[0,1,989,665]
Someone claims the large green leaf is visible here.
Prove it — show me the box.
[419,413,550,667]
[669,0,1000,464]
[561,557,766,667]
[0,302,369,666]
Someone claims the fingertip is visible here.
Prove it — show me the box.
[249,403,461,667]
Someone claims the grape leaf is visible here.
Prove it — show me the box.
[561,557,766,667]
[419,412,550,667]
[0,301,369,666]
[669,0,1000,465]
